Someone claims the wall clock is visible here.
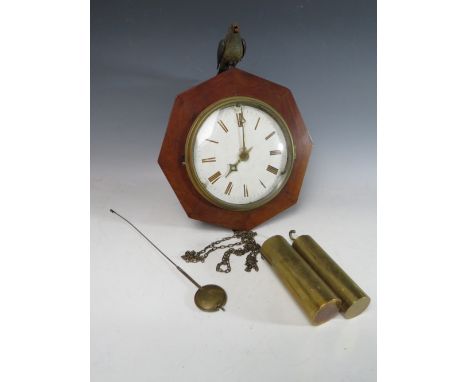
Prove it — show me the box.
[158,68,312,230]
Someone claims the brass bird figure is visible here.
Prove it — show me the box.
[217,23,246,74]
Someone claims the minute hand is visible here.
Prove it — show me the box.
[238,108,246,151]
[242,121,246,151]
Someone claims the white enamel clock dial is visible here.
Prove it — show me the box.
[186,97,295,210]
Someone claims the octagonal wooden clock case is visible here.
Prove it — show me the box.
[158,68,312,230]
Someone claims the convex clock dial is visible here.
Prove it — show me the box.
[186,97,295,211]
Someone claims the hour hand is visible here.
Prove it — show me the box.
[225,161,239,178]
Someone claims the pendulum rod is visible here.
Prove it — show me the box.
[110,209,201,289]
[110,209,226,312]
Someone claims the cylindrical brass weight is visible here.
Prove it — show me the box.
[292,235,370,319]
[261,235,341,325]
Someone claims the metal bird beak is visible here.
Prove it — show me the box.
[232,24,240,33]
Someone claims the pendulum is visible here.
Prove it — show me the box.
[110,209,227,312]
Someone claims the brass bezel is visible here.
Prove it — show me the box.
[185,96,295,211]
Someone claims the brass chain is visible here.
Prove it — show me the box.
[181,230,262,273]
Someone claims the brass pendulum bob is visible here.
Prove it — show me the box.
[110,209,227,312]
[194,284,227,312]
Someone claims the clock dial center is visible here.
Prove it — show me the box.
[239,149,250,161]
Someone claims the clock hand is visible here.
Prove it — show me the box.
[225,146,253,178]
[236,106,247,152]
[241,107,246,152]
[225,159,240,178]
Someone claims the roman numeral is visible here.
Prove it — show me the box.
[236,112,245,127]
[270,150,282,156]
[243,184,249,197]
[225,181,233,195]
[266,165,279,175]
[205,139,219,144]
[254,117,260,130]
[201,157,216,163]
[265,131,276,140]
[259,179,266,188]
[208,171,221,184]
[217,120,229,133]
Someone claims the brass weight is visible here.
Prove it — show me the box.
[290,232,370,319]
[261,235,341,325]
